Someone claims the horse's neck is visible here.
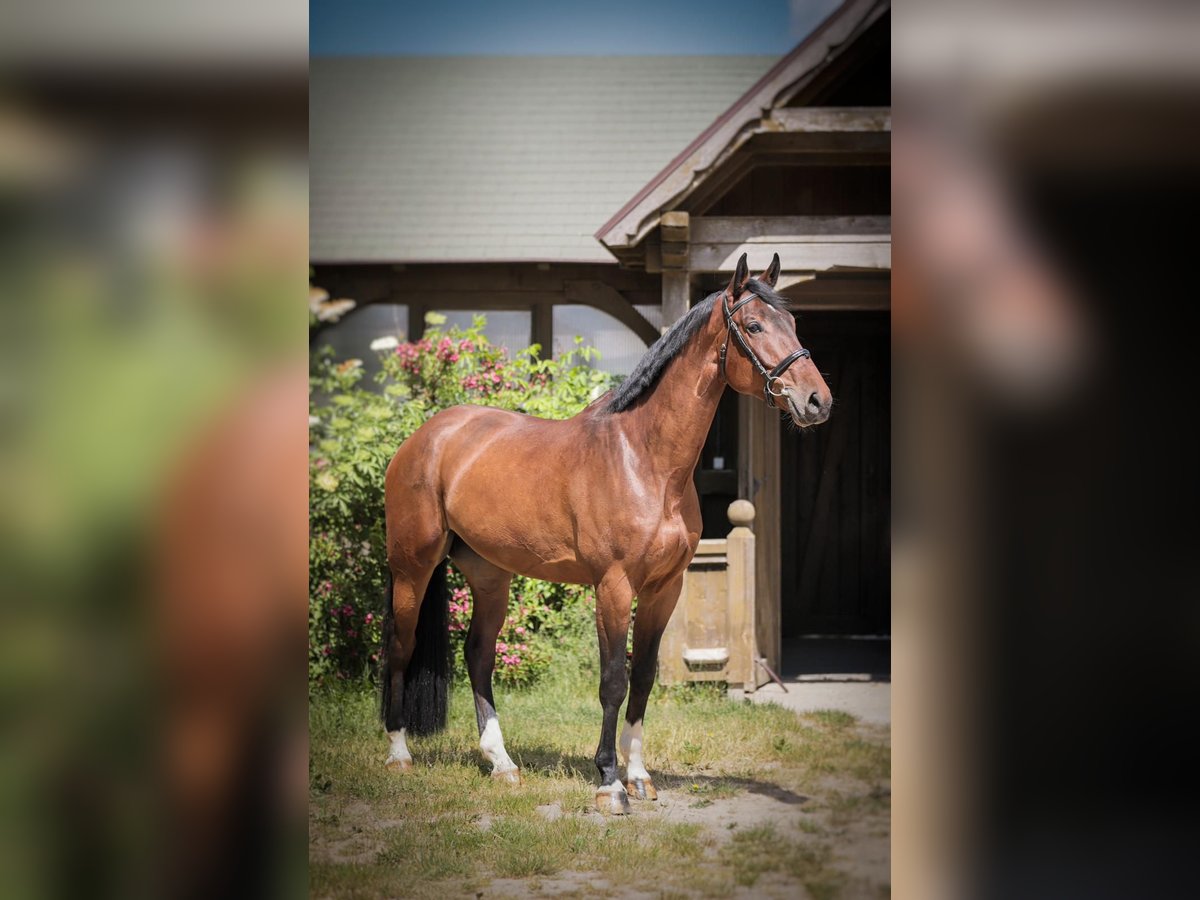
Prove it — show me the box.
[624,310,727,485]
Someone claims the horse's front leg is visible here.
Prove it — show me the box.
[620,574,683,802]
[593,571,633,815]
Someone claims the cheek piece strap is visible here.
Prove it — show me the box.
[718,292,811,405]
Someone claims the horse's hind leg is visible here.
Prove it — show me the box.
[382,495,451,771]
[621,574,684,801]
[383,561,445,771]
[450,542,521,783]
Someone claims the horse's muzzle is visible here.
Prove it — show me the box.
[785,390,831,427]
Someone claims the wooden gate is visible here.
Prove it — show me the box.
[657,500,761,691]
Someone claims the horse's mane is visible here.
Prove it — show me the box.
[605,279,790,413]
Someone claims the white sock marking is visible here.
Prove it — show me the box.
[619,719,650,781]
[386,729,411,765]
[596,779,628,794]
[479,716,518,773]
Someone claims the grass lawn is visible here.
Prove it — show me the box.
[310,666,889,899]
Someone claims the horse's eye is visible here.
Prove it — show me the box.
[747,322,763,334]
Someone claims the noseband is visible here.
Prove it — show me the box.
[718,290,810,405]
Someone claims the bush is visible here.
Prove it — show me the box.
[309,313,614,686]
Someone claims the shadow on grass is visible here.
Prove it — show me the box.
[424,743,811,808]
[654,773,810,806]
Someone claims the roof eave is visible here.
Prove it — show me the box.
[594,0,889,253]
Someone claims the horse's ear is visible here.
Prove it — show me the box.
[760,252,781,288]
[728,253,749,297]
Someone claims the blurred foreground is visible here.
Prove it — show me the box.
[0,4,308,897]
[893,3,1200,898]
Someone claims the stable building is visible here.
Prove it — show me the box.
[311,0,891,678]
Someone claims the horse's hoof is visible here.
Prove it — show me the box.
[385,758,413,773]
[595,789,632,816]
[491,767,523,785]
[625,777,658,801]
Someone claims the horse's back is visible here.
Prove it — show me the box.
[386,403,612,582]
[386,403,580,500]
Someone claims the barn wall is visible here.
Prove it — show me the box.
[703,165,890,218]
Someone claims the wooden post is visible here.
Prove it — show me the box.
[408,302,427,342]
[661,271,690,327]
[531,302,553,359]
[739,394,782,685]
[660,210,691,326]
[726,499,758,692]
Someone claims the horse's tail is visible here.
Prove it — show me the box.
[380,561,450,736]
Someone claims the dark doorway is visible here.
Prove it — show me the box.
[781,311,889,636]
[695,390,740,539]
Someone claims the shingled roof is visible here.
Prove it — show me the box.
[310,56,776,264]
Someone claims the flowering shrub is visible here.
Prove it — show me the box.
[309,313,614,685]
[446,573,596,686]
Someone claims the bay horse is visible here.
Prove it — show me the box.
[381,253,832,814]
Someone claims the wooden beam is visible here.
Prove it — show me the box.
[645,241,662,274]
[689,241,890,273]
[692,215,890,243]
[781,274,891,311]
[661,210,690,243]
[661,271,690,328]
[562,280,661,347]
[661,241,688,269]
[387,262,660,294]
[385,290,566,309]
[685,152,756,217]
[768,106,890,133]
[751,131,890,157]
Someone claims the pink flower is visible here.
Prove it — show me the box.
[322,646,331,656]
[515,626,526,636]
[497,642,508,653]
[364,613,374,624]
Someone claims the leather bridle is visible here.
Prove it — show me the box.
[718,289,810,406]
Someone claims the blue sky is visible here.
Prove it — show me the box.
[311,0,844,56]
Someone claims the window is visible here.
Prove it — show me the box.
[429,310,532,356]
[313,303,408,383]
[552,306,651,376]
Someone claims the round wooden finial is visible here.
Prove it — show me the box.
[727,499,756,527]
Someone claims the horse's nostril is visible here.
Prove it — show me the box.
[807,392,822,412]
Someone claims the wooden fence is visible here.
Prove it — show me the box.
[657,500,763,692]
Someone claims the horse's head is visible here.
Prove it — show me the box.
[720,252,832,427]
